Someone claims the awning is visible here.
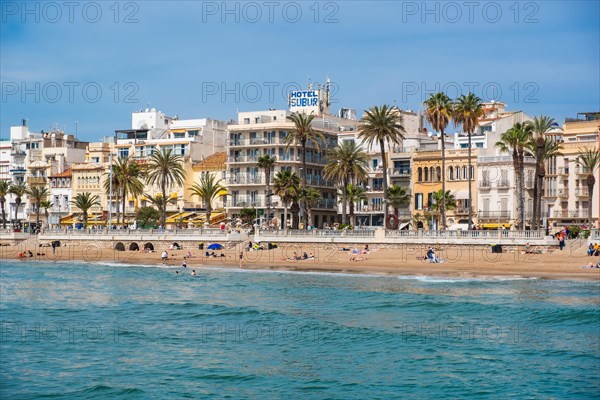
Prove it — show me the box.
[217,189,228,196]
[455,190,469,200]
[399,221,410,230]
[481,223,512,229]
[171,129,186,133]
[60,214,76,225]
[166,211,195,224]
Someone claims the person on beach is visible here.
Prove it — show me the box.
[588,244,594,256]
[239,252,244,268]
[525,243,531,254]
[161,251,168,261]
[182,258,187,268]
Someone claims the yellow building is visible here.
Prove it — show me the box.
[412,148,478,229]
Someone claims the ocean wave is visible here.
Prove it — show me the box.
[396,275,539,283]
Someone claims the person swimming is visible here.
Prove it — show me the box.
[191,270,196,276]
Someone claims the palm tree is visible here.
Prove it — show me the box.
[297,185,321,228]
[144,193,176,219]
[358,105,405,225]
[26,186,49,226]
[431,189,456,228]
[495,122,533,229]
[453,93,483,230]
[424,92,453,229]
[526,116,558,229]
[273,170,300,229]
[70,192,100,228]
[103,157,122,225]
[285,112,325,227]
[388,185,411,218]
[8,182,27,225]
[575,147,600,227]
[257,154,276,226]
[324,141,369,224]
[116,157,144,227]
[345,184,367,227]
[145,148,186,228]
[40,200,52,227]
[0,180,9,228]
[188,173,226,225]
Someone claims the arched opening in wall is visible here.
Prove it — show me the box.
[129,243,140,251]
[114,242,125,251]
[417,221,424,229]
[144,242,154,251]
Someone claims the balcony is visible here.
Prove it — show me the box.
[558,167,569,175]
[497,179,510,189]
[478,210,511,220]
[575,188,589,197]
[228,155,259,163]
[479,180,491,189]
[543,189,558,198]
[27,176,47,185]
[576,166,590,175]
[228,175,264,185]
[525,179,534,189]
[558,189,569,198]
[226,196,266,208]
[389,168,412,178]
[552,209,589,218]
[452,207,471,215]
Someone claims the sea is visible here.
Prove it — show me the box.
[1,260,599,399]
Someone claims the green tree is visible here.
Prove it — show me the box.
[116,157,144,227]
[495,122,533,229]
[8,182,27,224]
[526,116,559,229]
[103,156,122,225]
[70,192,100,228]
[358,105,405,225]
[188,173,226,225]
[0,180,9,228]
[136,206,160,229]
[453,93,484,230]
[145,148,186,228]
[297,185,321,228]
[285,112,326,227]
[575,147,600,228]
[257,154,276,226]
[239,207,258,226]
[143,193,176,223]
[324,141,368,225]
[40,200,52,227]
[273,170,300,229]
[424,92,453,228]
[430,189,456,228]
[387,185,411,218]
[26,186,49,226]
[345,184,367,227]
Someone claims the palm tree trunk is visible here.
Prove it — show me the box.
[161,177,167,228]
[1,200,6,228]
[440,129,446,229]
[265,169,271,227]
[341,177,348,225]
[206,207,212,226]
[122,187,127,227]
[512,154,522,230]
[587,175,595,227]
[349,196,355,227]
[532,178,539,230]
[15,200,20,223]
[467,132,472,231]
[302,140,308,228]
[519,154,526,229]
[283,205,288,229]
[36,204,40,226]
[380,139,389,227]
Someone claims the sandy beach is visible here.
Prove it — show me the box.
[3,240,600,281]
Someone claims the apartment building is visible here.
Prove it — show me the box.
[545,112,600,228]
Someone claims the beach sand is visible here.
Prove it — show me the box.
[3,240,600,281]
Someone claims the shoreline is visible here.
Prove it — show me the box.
[3,243,600,281]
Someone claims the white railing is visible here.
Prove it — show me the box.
[41,228,228,236]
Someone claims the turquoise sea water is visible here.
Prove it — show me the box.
[1,261,599,399]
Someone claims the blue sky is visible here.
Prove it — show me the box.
[1,0,598,141]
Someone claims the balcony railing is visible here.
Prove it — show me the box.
[479,180,491,188]
[228,175,264,185]
[576,166,590,175]
[478,210,511,219]
[452,207,471,215]
[575,188,589,197]
[27,176,47,185]
[552,209,589,218]
[389,168,412,177]
[497,179,510,188]
[227,196,266,208]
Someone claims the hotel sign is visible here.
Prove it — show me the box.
[289,90,319,109]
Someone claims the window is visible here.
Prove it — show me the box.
[417,167,423,182]
[455,166,460,180]
[244,118,250,124]
[424,167,429,182]
[415,193,423,210]
[448,167,454,180]
[436,167,441,182]
[462,166,467,180]
[91,157,100,163]
[470,166,474,179]
[118,148,129,158]
[373,159,378,169]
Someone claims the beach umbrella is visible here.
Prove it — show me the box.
[207,243,223,250]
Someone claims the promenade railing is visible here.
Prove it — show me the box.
[41,228,228,237]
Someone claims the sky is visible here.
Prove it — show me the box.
[1,0,599,141]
